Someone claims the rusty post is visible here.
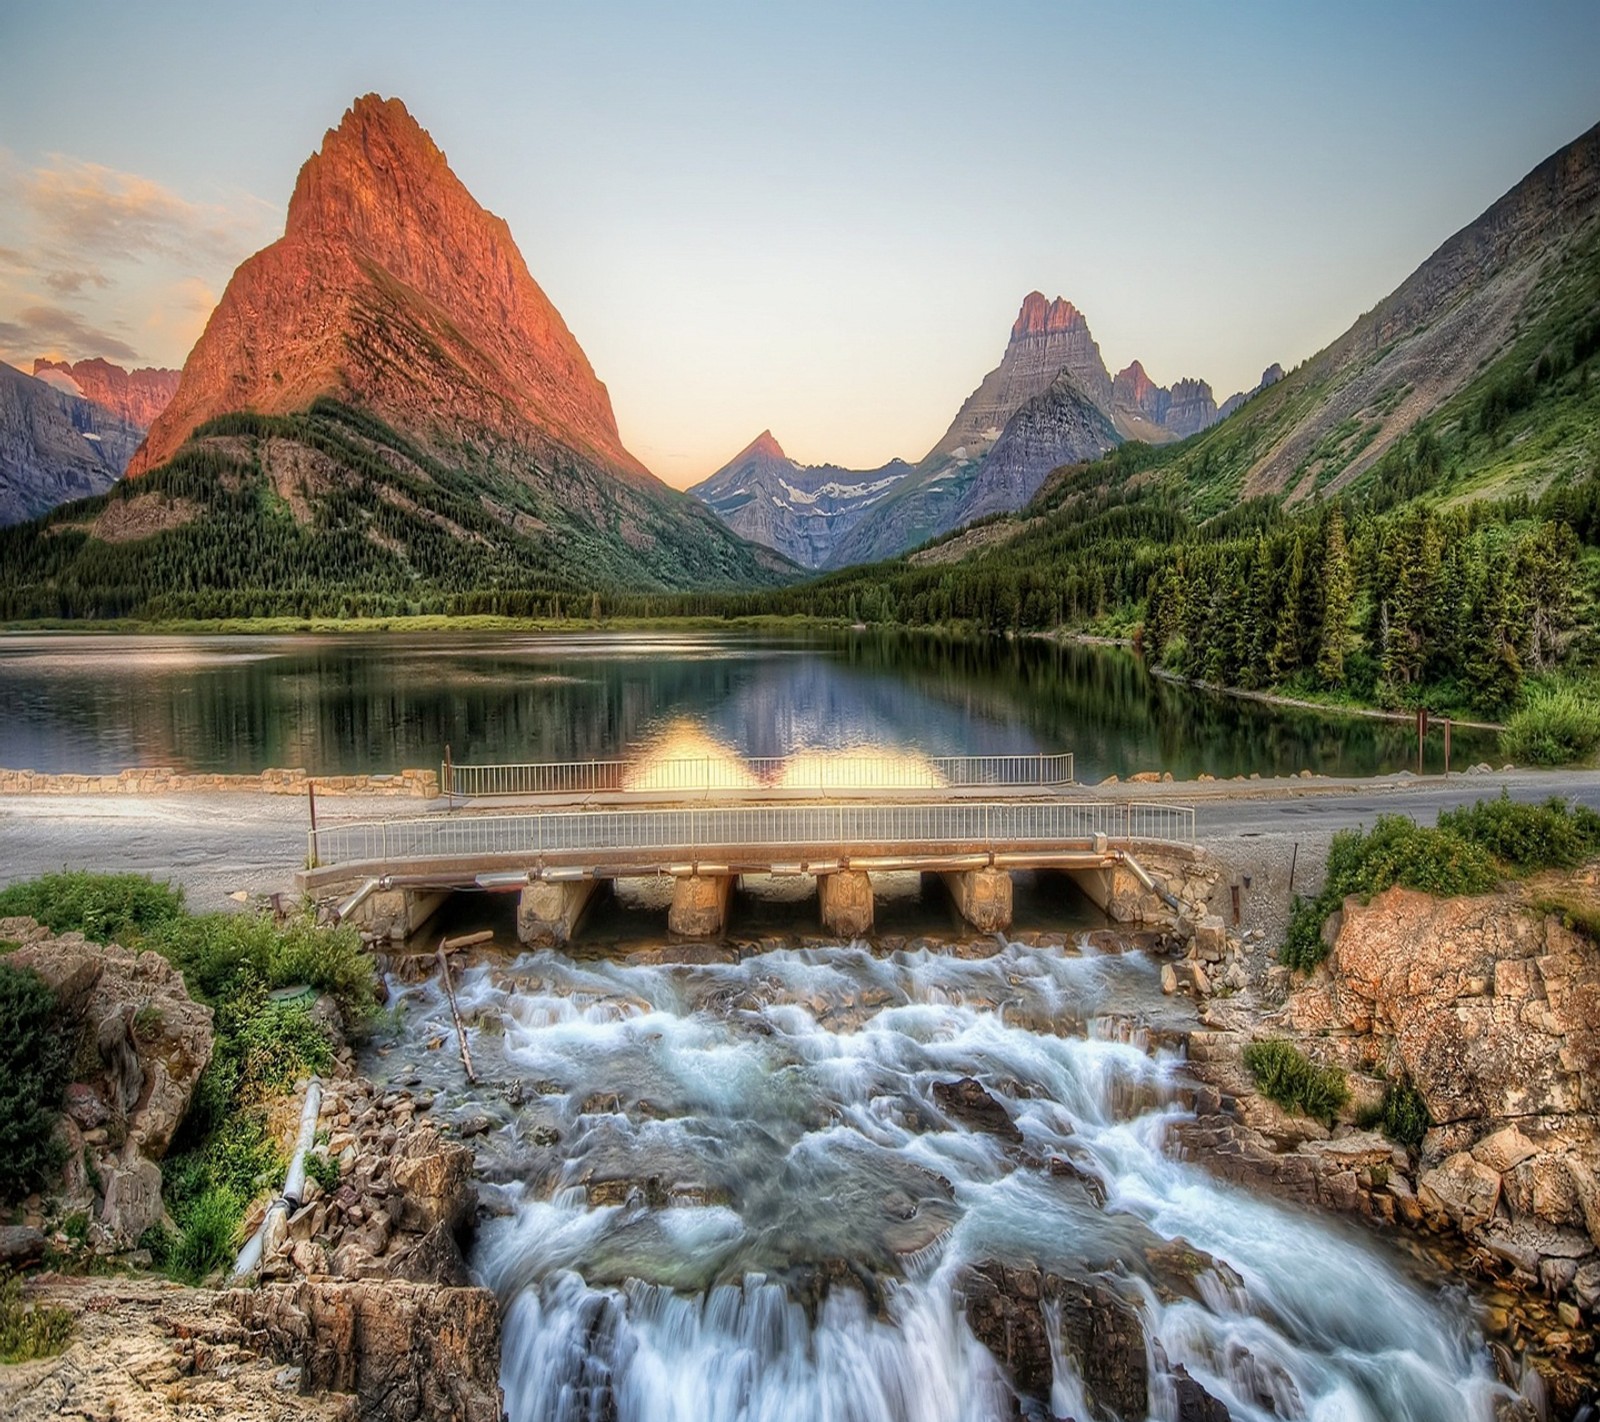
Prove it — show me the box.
[1443,717,1452,777]
[444,742,454,809]
[307,780,318,869]
[1229,883,1241,926]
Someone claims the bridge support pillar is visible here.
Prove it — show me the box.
[355,887,449,942]
[941,868,1013,934]
[518,878,602,945]
[669,874,733,938]
[819,870,874,939]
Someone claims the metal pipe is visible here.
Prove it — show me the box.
[230,1198,285,1281]
[1117,851,1182,912]
[230,1076,321,1281]
[332,879,382,923]
[280,1079,323,1208]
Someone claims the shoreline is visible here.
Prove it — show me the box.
[1148,665,1508,733]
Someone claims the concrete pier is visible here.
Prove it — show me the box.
[669,873,733,937]
[518,879,602,945]
[358,887,449,942]
[818,869,874,938]
[941,868,1013,934]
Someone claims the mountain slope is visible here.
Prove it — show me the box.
[687,431,911,571]
[106,93,783,594]
[0,362,144,527]
[945,373,1120,527]
[1131,119,1600,514]
[0,398,792,620]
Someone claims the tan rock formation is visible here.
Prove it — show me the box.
[2,917,214,1243]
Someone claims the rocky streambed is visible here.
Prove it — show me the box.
[7,863,1597,1421]
[362,930,1519,1421]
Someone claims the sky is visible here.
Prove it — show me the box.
[1,2,1597,488]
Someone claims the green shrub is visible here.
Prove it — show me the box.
[150,912,376,1030]
[1438,793,1600,871]
[0,1270,72,1362]
[305,1151,341,1194]
[1282,816,1499,970]
[1243,1038,1350,1123]
[167,1186,243,1284]
[1502,685,1600,765]
[0,872,185,944]
[0,962,73,1202]
[1375,1081,1431,1150]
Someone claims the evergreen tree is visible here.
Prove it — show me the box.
[1315,510,1356,687]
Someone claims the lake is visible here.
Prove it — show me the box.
[0,628,1494,779]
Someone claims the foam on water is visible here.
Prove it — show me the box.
[386,937,1509,1421]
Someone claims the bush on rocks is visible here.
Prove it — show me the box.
[0,962,73,1202]
[1243,1038,1349,1124]
[1437,792,1600,871]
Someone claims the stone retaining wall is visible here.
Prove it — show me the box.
[0,765,440,797]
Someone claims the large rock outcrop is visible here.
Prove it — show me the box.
[226,1281,501,1422]
[1,917,213,1243]
[1180,878,1600,1410]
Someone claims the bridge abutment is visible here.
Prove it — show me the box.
[941,867,1013,934]
[669,873,733,937]
[518,878,603,945]
[353,887,449,942]
[818,869,874,938]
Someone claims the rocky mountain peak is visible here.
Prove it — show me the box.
[738,429,789,464]
[130,93,648,485]
[1011,292,1086,341]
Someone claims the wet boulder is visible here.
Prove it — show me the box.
[959,1262,1147,1421]
[932,1077,1023,1145]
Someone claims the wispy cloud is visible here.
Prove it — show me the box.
[42,268,112,297]
[20,156,273,269]
[0,149,272,367]
[0,304,140,364]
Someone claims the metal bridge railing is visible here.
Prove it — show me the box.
[309,798,1192,870]
[442,750,1075,800]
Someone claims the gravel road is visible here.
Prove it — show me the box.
[4,768,1598,918]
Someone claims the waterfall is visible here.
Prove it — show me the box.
[385,939,1510,1422]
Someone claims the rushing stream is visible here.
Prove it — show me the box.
[378,936,1509,1422]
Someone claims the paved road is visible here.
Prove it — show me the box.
[3,769,1598,913]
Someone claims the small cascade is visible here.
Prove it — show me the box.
[379,936,1511,1422]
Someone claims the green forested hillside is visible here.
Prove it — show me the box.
[0,400,794,620]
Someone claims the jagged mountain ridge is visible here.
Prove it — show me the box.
[697,291,1276,570]
[687,431,911,571]
[0,362,144,527]
[32,359,179,432]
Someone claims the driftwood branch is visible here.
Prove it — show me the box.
[436,938,478,1084]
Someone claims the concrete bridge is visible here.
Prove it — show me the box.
[300,775,1197,943]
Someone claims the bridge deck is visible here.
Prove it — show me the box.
[304,799,1194,884]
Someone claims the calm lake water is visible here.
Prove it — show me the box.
[0,628,1495,779]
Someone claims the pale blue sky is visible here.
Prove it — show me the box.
[2,1,1596,485]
